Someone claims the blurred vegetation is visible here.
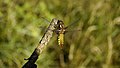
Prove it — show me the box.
[0,0,120,68]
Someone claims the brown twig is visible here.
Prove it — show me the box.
[22,18,59,68]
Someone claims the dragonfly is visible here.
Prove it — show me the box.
[40,17,81,49]
[54,20,66,49]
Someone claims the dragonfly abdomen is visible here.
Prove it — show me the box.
[58,33,64,49]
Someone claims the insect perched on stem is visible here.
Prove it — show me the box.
[40,17,81,49]
[54,20,66,49]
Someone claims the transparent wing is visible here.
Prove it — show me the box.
[64,18,80,29]
[40,16,51,24]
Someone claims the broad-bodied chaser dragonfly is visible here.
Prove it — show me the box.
[40,17,81,49]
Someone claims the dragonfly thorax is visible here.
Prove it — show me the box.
[54,20,66,34]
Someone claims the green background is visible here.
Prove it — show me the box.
[0,0,120,68]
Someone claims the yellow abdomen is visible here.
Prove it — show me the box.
[58,34,64,48]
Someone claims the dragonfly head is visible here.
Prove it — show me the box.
[53,19,65,29]
[57,20,65,29]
